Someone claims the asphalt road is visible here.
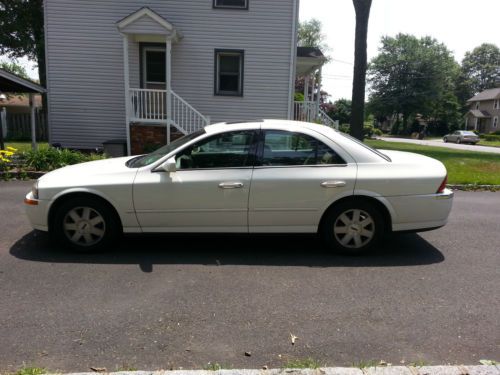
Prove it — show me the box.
[0,181,499,372]
[379,137,500,154]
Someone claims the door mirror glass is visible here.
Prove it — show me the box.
[160,157,176,173]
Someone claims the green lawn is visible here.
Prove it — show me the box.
[478,140,500,148]
[4,142,49,152]
[366,139,500,185]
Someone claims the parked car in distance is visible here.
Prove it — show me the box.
[443,130,480,144]
[25,120,454,254]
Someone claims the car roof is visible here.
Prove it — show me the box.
[204,119,334,134]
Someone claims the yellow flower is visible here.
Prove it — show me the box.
[6,147,17,152]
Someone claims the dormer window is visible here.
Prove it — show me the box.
[213,0,248,9]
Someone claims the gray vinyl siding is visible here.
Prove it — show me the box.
[45,0,295,148]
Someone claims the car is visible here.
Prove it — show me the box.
[443,130,479,144]
[25,120,453,254]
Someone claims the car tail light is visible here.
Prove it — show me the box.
[437,175,447,194]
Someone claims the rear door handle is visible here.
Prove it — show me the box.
[218,182,244,189]
[321,181,346,188]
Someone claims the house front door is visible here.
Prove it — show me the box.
[142,46,166,90]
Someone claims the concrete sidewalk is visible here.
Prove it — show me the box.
[47,366,500,375]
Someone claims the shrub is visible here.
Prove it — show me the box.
[294,92,304,102]
[482,134,500,142]
[21,147,106,171]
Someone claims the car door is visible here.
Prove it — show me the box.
[248,128,357,233]
[133,129,258,232]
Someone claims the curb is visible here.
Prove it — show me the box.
[43,366,500,375]
[447,184,500,191]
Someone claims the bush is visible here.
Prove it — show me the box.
[21,147,106,171]
[491,130,500,136]
[294,92,304,102]
[482,134,500,142]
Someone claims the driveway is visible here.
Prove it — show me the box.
[0,181,499,372]
[379,136,500,154]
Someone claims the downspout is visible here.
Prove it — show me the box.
[43,0,52,145]
[287,0,299,120]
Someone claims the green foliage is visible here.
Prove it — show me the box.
[481,134,500,142]
[203,362,231,371]
[0,61,30,79]
[366,139,500,185]
[12,367,46,375]
[21,147,106,171]
[461,43,500,96]
[294,92,305,102]
[327,98,352,124]
[368,34,460,134]
[338,123,378,138]
[0,0,45,85]
[283,358,323,369]
[298,19,328,51]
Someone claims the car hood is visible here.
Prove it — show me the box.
[38,156,138,191]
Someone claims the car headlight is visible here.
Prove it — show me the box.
[31,180,39,199]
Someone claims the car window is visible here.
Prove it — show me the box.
[260,130,345,166]
[175,130,256,169]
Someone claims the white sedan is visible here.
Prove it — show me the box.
[25,120,453,254]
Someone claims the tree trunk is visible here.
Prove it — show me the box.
[350,0,372,141]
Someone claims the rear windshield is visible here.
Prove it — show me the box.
[337,131,392,162]
[126,129,206,168]
[462,131,477,135]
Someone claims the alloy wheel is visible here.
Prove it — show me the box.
[63,206,106,246]
[333,209,375,249]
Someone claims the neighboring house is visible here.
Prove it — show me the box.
[465,88,500,133]
[44,0,332,154]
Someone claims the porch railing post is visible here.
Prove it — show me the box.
[122,33,131,155]
[166,39,172,144]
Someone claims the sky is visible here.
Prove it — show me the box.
[2,0,500,102]
[300,0,500,101]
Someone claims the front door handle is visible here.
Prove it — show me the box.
[218,182,244,189]
[321,181,346,188]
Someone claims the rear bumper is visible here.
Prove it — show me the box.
[385,188,454,232]
[24,192,49,231]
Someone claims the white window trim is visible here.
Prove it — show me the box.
[142,46,166,87]
[215,50,244,96]
[475,102,480,109]
[494,116,498,128]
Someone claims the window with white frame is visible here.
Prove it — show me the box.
[494,116,498,128]
[214,49,244,96]
[494,99,500,109]
[142,46,166,88]
[213,0,248,9]
[476,102,480,109]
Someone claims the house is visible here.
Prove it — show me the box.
[465,88,500,133]
[44,0,333,154]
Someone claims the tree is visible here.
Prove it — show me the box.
[298,19,328,51]
[326,98,352,125]
[0,61,30,79]
[0,0,45,86]
[460,43,500,97]
[350,0,372,141]
[368,34,460,134]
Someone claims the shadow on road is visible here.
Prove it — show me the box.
[10,230,444,271]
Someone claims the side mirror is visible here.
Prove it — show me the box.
[160,157,176,173]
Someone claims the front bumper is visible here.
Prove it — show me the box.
[386,188,454,232]
[24,192,49,231]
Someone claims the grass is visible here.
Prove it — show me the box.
[282,358,323,369]
[478,140,500,147]
[12,367,46,375]
[4,142,49,152]
[203,362,232,371]
[366,139,500,185]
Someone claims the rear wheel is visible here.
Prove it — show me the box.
[320,201,385,255]
[51,197,121,252]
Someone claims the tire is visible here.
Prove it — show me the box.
[51,196,121,252]
[320,200,385,255]
[456,138,461,144]
[443,137,448,143]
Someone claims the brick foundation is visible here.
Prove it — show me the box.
[130,124,183,155]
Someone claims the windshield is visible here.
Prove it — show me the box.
[336,131,392,162]
[126,129,206,168]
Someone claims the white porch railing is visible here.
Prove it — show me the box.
[129,88,210,134]
[294,101,338,129]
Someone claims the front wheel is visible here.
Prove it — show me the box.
[443,137,448,143]
[51,197,121,252]
[320,201,385,255]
